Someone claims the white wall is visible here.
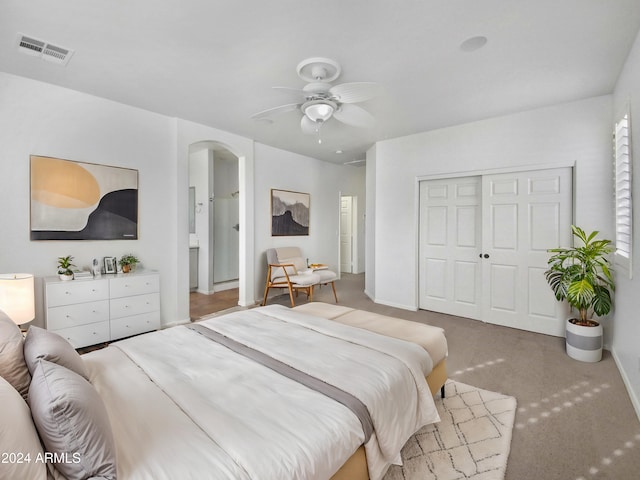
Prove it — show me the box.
[368,95,614,311]
[254,143,365,301]
[0,72,179,327]
[365,145,377,299]
[0,71,365,327]
[612,28,640,418]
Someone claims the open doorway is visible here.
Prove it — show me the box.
[188,142,240,319]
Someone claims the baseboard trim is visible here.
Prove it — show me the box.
[373,298,419,312]
[611,348,640,422]
[163,318,191,328]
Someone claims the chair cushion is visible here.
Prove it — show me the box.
[315,269,337,282]
[268,247,308,280]
[274,272,321,287]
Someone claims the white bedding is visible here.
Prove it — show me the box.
[83,305,439,480]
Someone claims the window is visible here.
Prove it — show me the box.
[614,112,633,275]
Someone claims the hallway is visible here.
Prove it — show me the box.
[189,288,239,320]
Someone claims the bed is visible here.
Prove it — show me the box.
[0,303,448,480]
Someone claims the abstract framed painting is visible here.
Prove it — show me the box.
[271,189,309,236]
[30,155,138,240]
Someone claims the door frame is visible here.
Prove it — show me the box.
[414,161,576,311]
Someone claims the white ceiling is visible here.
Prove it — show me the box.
[2,1,639,164]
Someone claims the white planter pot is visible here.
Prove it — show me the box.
[565,318,603,362]
[58,274,74,281]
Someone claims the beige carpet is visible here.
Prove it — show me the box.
[384,381,517,480]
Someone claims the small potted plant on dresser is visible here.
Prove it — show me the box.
[544,225,615,362]
[57,255,75,281]
[118,254,140,273]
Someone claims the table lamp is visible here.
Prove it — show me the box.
[0,273,35,327]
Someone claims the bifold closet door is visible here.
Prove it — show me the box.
[419,167,572,336]
[418,177,482,319]
[481,168,572,336]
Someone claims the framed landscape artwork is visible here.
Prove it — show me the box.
[271,189,310,236]
[30,155,138,240]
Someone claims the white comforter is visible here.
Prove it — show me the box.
[83,305,439,480]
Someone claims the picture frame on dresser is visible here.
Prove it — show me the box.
[103,257,117,274]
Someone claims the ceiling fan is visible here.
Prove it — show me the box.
[251,57,381,141]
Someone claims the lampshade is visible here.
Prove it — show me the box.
[303,100,336,123]
[0,274,35,326]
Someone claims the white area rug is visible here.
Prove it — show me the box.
[384,380,517,480]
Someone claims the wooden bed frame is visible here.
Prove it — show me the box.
[330,358,448,480]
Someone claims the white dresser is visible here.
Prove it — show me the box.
[44,270,160,348]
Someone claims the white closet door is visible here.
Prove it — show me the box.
[481,168,572,336]
[419,177,482,319]
[340,196,353,273]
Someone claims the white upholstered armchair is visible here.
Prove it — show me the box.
[262,247,338,307]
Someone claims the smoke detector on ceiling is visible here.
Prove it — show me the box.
[16,33,74,66]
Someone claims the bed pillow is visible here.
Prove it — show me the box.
[24,326,89,380]
[0,309,31,399]
[0,375,47,479]
[29,359,117,480]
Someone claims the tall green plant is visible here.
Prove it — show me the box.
[545,226,615,325]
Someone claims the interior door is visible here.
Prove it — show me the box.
[481,168,572,336]
[340,196,353,273]
[418,167,572,337]
[418,177,482,319]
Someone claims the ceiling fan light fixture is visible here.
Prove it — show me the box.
[302,100,336,123]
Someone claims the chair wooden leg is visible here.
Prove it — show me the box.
[330,281,338,303]
[308,285,314,302]
[288,284,296,307]
[262,285,270,306]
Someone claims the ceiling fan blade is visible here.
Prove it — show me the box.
[329,82,381,103]
[333,104,375,128]
[250,103,301,120]
[300,115,319,134]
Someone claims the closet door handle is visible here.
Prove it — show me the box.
[479,253,490,259]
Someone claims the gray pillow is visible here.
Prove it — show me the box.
[28,359,117,480]
[0,309,31,399]
[24,326,89,380]
[0,375,47,479]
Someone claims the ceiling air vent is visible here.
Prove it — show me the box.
[16,33,74,66]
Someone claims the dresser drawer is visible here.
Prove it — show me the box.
[110,274,159,298]
[46,279,109,307]
[52,321,110,349]
[110,312,160,341]
[110,293,160,319]
[46,300,110,330]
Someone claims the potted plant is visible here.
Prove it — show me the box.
[57,255,75,281]
[118,254,140,273]
[545,225,615,362]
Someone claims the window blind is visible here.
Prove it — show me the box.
[614,113,632,273]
